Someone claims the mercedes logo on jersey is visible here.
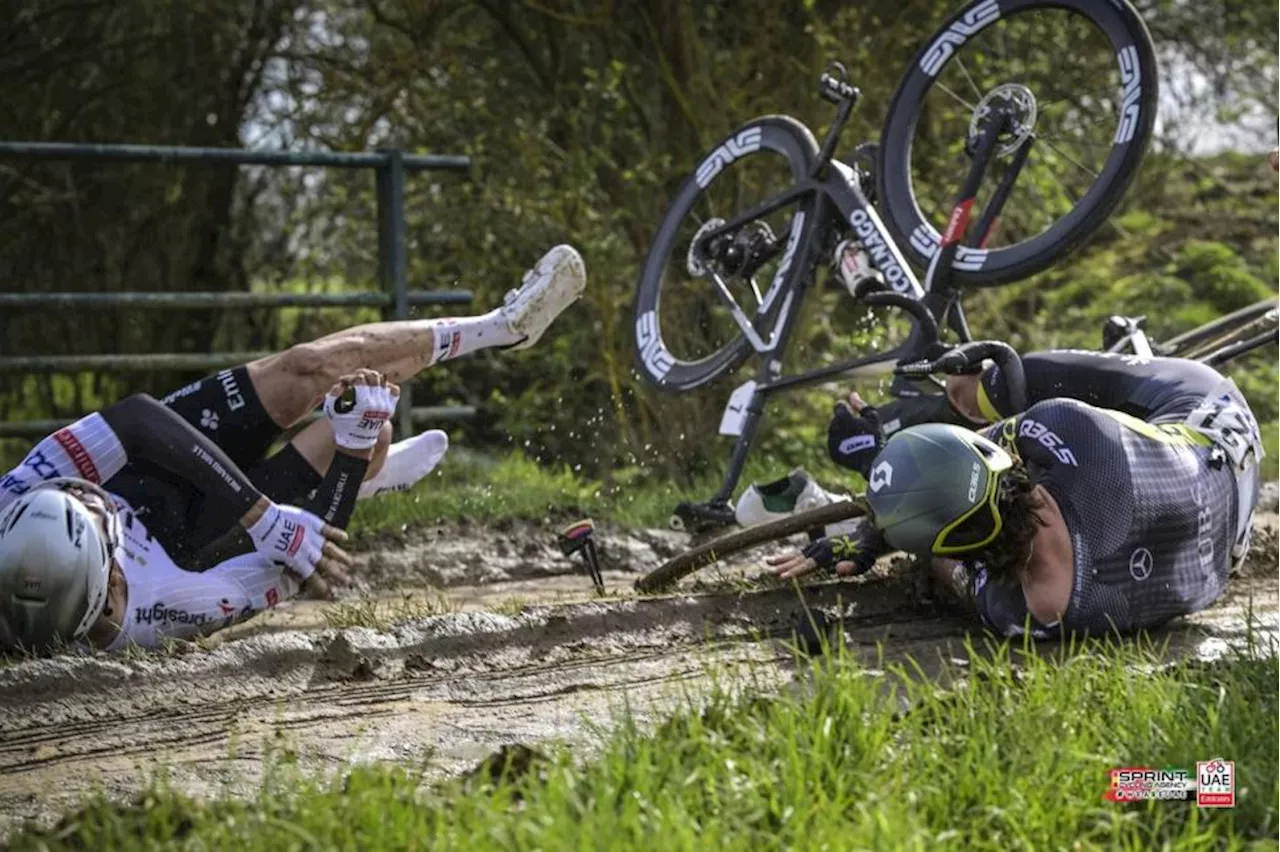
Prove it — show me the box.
[1128,547,1154,581]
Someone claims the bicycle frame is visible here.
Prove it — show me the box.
[676,78,1028,530]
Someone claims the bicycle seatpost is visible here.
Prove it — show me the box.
[814,61,860,175]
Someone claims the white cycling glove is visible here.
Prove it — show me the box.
[323,382,399,450]
[245,503,328,580]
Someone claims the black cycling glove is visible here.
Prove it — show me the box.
[801,523,888,576]
[827,401,884,477]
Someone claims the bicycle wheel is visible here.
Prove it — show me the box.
[1160,298,1279,361]
[636,498,867,593]
[878,0,1158,287]
[633,115,820,392]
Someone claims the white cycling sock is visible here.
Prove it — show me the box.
[425,311,520,365]
[358,430,450,500]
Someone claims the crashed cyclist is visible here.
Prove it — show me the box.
[767,348,1264,638]
[0,245,586,652]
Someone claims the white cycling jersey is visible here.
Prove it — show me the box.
[104,497,298,650]
[0,413,128,508]
[2,412,298,650]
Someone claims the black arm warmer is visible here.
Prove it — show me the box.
[303,450,368,530]
[977,351,1227,422]
[187,449,369,572]
[100,393,262,518]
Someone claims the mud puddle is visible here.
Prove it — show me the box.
[0,514,1275,838]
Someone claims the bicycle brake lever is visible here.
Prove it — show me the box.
[894,359,935,379]
[894,349,970,379]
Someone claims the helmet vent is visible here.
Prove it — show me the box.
[3,501,31,536]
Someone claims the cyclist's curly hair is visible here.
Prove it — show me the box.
[967,461,1046,585]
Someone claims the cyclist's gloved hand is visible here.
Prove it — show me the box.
[802,523,887,576]
[323,370,400,451]
[828,400,884,476]
[766,522,888,579]
[246,502,350,581]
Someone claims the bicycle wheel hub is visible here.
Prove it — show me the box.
[968,83,1037,157]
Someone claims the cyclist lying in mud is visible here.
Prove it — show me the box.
[767,349,1264,639]
[0,245,586,653]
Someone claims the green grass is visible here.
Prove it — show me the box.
[346,448,858,537]
[14,636,1277,850]
[348,415,1279,540]
[320,592,457,630]
[1261,422,1279,481]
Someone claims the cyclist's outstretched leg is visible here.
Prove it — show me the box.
[246,244,586,430]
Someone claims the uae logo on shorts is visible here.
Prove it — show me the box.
[1128,547,1153,581]
[200,409,220,431]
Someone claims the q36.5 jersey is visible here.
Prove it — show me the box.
[970,398,1240,637]
[104,497,298,651]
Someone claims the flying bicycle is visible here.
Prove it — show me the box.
[632,0,1163,533]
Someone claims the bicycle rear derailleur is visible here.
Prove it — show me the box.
[688,219,780,280]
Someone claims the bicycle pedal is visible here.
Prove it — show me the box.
[556,518,606,595]
[671,500,737,535]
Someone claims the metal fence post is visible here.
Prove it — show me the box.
[0,140,474,440]
[377,148,414,438]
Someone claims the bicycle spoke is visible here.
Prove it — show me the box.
[899,2,1147,261]
[1039,138,1099,178]
[1042,111,1118,142]
[954,56,985,102]
[935,81,978,113]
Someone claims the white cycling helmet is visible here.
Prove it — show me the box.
[0,478,120,650]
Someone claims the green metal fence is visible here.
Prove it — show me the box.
[0,141,474,439]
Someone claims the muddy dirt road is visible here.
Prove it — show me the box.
[1,515,1275,837]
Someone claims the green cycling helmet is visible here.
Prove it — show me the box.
[864,423,1013,556]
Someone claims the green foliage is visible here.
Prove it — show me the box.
[1175,241,1275,311]
[13,639,1278,850]
[1,0,1275,490]
[347,441,863,536]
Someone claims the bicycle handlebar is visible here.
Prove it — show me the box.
[850,286,1027,414]
[895,340,1027,414]
[860,290,940,343]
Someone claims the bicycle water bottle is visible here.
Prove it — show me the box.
[834,238,882,297]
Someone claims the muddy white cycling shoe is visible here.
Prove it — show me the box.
[501,244,586,350]
[734,468,850,528]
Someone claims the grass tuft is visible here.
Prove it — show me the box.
[13,635,1277,850]
[321,592,456,630]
